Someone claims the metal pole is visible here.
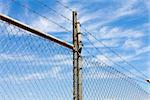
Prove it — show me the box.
[77,22,83,100]
[73,11,78,100]
[0,13,73,50]
[73,11,82,100]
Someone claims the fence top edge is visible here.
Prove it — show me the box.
[0,13,73,50]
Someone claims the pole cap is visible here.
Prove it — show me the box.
[146,80,150,83]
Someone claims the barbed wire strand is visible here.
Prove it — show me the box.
[81,29,149,79]
[10,0,72,33]
[55,0,149,81]
[36,0,72,22]
[83,48,148,85]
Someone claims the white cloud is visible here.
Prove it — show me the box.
[84,71,116,79]
[83,65,126,79]
[114,0,138,16]
[99,26,144,39]
[0,66,64,83]
[79,5,148,66]
[0,53,35,61]
[0,52,73,83]
[95,46,148,66]
[79,9,104,24]
[77,0,141,30]
[0,53,72,67]
[146,65,150,77]
[31,17,64,32]
[123,39,143,50]
[75,0,148,72]
[136,46,150,55]
[96,55,112,65]
[30,1,73,33]
[83,26,145,50]
[0,1,9,15]
[0,0,149,92]
[23,1,30,18]
[144,0,150,12]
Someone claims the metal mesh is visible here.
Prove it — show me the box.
[82,57,150,100]
[0,15,150,100]
[0,20,73,100]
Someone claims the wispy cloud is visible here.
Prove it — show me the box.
[30,2,72,33]
[95,44,149,64]
[0,53,72,66]
[123,39,143,50]
[136,45,150,56]
[78,0,141,29]
[83,70,126,80]
[0,52,73,84]
[99,27,144,39]
[83,26,145,50]
[0,66,65,83]
[0,1,10,15]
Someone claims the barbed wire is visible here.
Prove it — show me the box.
[0,1,150,99]
[36,0,72,23]
[55,0,149,81]
[10,0,72,33]
[56,0,73,12]
[81,28,149,79]
[83,57,150,99]
[82,35,147,81]
[0,20,73,100]
[83,48,148,84]
[83,56,149,92]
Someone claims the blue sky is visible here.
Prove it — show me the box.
[0,0,150,100]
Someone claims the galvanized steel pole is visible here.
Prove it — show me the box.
[73,11,82,100]
[0,13,73,50]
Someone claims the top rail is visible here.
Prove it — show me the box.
[0,13,73,50]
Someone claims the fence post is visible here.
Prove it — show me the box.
[73,11,82,100]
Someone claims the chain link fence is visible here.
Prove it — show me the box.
[0,20,73,100]
[82,57,150,100]
[0,15,150,100]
